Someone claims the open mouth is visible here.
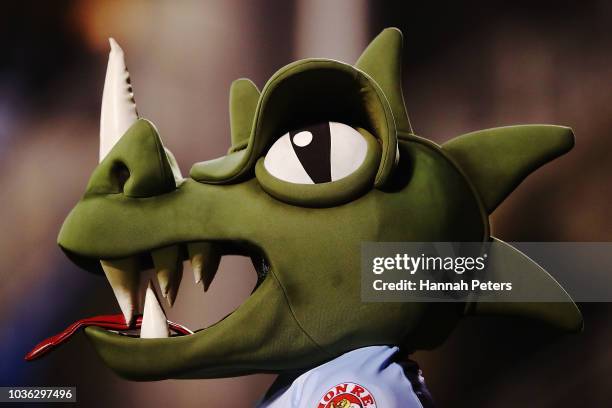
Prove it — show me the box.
[26,240,270,361]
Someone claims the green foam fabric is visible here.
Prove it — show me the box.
[464,238,582,332]
[55,27,582,381]
[190,60,398,188]
[443,125,575,213]
[355,27,412,134]
[86,119,176,198]
[229,78,260,152]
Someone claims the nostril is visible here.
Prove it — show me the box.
[86,120,177,197]
[111,162,130,193]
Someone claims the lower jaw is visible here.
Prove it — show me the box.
[83,324,325,382]
[81,276,325,381]
[84,326,200,381]
[83,324,269,381]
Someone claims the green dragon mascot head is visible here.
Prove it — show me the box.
[53,28,581,380]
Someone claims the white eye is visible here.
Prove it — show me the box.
[263,122,368,184]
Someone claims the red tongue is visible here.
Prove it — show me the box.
[25,314,192,361]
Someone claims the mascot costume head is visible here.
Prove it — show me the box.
[28,28,581,389]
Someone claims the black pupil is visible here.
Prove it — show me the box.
[290,123,331,183]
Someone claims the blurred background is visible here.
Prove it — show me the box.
[1,0,611,406]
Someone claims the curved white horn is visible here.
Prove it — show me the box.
[99,38,139,162]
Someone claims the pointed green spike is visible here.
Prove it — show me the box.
[229,78,260,151]
[465,237,583,332]
[355,27,412,134]
[443,125,574,213]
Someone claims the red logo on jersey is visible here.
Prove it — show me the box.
[316,382,377,408]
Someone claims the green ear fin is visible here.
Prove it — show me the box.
[229,78,260,152]
[443,125,574,213]
[465,237,583,332]
[356,27,412,134]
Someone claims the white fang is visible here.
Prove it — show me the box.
[140,281,169,339]
[100,259,139,326]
